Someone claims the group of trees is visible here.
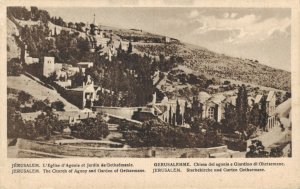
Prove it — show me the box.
[151,54,183,72]
[20,24,51,58]
[120,35,164,43]
[50,16,67,27]
[71,114,109,140]
[82,51,156,107]
[53,31,96,63]
[134,43,181,57]
[67,22,86,32]
[248,98,268,130]
[8,109,62,140]
[7,58,24,76]
[246,140,285,158]
[221,85,265,138]
[8,89,65,113]
[7,101,24,138]
[8,92,107,140]
[168,70,217,94]
[184,85,269,140]
[8,7,92,64]
[18,18,95,64]
[121,119,223,148]
[7,7,50,24]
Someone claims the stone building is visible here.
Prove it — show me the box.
[192,92,226,122]
[194,91,279,130]
[257,91,278,130]
[42,56,81,81]
[66,75,113,109]
[163,36,170,43]
[43,56,55,77]
[151,92,186,126]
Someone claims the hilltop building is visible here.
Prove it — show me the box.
[88,14,103,37]
[164,36,170,43]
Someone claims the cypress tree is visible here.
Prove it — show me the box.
[236,85,248,132]
[54,27,57,36]
[175,100,181,125]
[249,103,261,127]
[223,103,238,132]
[118,42,122,51]
[260,96,268,131]
[128,41,132,54]
[169,107,172,125]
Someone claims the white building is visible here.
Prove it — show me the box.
[43,56,55,77]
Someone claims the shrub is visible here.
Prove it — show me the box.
[51,101,65,111]
[7,58,23,76]
[18,91,32,104]
[72,114,109,140]
[123,119,223,148]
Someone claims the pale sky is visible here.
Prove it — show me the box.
[43,7,291,71]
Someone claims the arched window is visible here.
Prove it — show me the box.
[208,107,214,120]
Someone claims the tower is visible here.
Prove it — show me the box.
[43,57,55,77]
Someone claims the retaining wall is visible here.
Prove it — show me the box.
[16,139,227,158]
[93,106,154,120]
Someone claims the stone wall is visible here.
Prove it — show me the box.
[93,106,154,120]
[16,139,227,158]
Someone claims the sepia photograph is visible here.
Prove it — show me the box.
[7,6,292,158]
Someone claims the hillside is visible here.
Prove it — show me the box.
[8,75,79,111]
[7,18,21,61]
[134,42,291,91]
[7,7,291,92]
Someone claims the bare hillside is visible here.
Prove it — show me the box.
[135,42,291,91]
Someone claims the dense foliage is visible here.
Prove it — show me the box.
[7,58,24,76]
[121,119,223,148]
[72,114,109,140]
[83,51,157,106]
[7,88,60,139]
[7,88,108,140]
[236,85,249,132]
[8,109,62,140]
